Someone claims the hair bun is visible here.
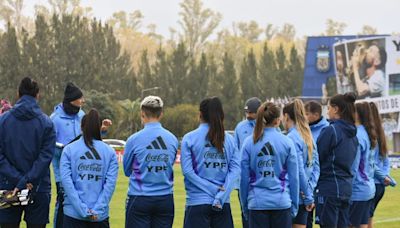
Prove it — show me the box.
[344,92,356,103]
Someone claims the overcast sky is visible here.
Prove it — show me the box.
[23,0,399,38]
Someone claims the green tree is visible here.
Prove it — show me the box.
[115,98,142,139]
[219,53,240,129]
[190,53,209,103]
[259,42,278,98]
[138,50,153,94]
[265,23,278,40]
[359,25,378,35]
[0,23,21,100]
[235,20,263,42]
[240,48,259,102]
[0,0,26,35]
[275,44,288,97]
[152,46,170,102]
[276,23,296,41]
[178,0,222,56]
[163,104,199,137]
[168,42,190,105]
[325,19,347,36]
[108,10,143,31]
[287,45,303,96]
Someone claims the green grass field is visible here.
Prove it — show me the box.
[21,166,400,227]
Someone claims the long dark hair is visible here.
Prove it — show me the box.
[329,92,356,124]
[369,102,387,157]
[283,99,314,162]
[200,97,225,153]
[81,109,102,149]
[355,102,377,149]
[253,102,280,143]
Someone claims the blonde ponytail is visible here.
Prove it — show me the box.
[293,99,314,162]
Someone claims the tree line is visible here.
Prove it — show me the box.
[0,0,386,139]
[0,13,303,138]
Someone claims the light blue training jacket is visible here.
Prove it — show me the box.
[60,137,118,222]
[124,122,178,196]
[373,146,390,184]
[233,119,256,189]
[234,119,256,150]
[287,127,319,205]
[309,117,329,142]
[51,103,84,182]
[181,123,240,207]
[240,127,300,218]
[351,125,376,201]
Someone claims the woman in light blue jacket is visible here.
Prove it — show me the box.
[368,102,396,228]
[240,102,299,228]
[283,99,319,228]
[350,102,382,228]
[181,97,240,228]
[60,109,118,228]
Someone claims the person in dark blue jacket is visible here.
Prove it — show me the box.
[240,102,299,228]
[283,99,319,228]
[315,92,358,228]
[368,102,396,228]
[51,83,112,228]
[124,96,178,228]
[0,77,55,228]
[60,109,118,228]
[304,100,329,228]
[181,97,240,228]
[233,97,261,228]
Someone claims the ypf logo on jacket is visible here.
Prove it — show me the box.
[78,148,102,182]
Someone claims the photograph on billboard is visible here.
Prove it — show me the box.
[334,36,400,113]
[334,37,387,98]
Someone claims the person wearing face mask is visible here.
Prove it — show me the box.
[51,82,112,228]
[233,97,261,228]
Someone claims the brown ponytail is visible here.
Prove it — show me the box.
[253,102,280,143]
[355,102,377,149]
[369,102,387,157]
[81,109,102,150]
[200,97,225,153]
[283,99,314,162]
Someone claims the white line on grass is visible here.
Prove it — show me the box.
[375,217,400,224]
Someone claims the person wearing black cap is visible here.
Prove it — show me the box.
[50,82,112,228]
[233,97,261,228]
[0,77,56,228]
